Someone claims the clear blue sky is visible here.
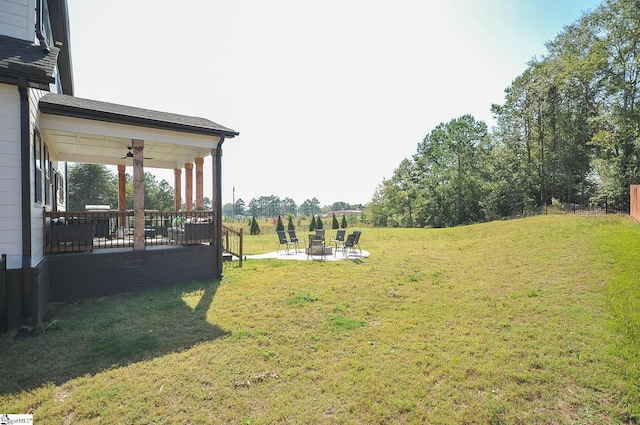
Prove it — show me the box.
[66,0,602,207]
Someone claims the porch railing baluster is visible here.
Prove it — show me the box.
[44,210,216,252]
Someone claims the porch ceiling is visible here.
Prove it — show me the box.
[40,114,217,169]
[38,93,238,169]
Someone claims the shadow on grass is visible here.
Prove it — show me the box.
[0,279,228,396]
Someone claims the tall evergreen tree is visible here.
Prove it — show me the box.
[276,215,284,232]
[413,115,489,226]
[300,198,321,216]
[332,213,339,229]
[234,198,245,216]
[250,217,261,235]
[309,215,317,231]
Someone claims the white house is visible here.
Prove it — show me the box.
[0,0,239,333]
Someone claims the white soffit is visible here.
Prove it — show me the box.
[39,113,221,169]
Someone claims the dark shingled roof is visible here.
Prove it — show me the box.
[39,93,239,138]
[0,35,59,88]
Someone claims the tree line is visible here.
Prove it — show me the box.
[68,163,178,211]
[368,0,639,228]
[68,164,362,216]
[224,196,363,219]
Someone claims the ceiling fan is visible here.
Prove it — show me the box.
[118,146,153,160]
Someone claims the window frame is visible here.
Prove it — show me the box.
[34,128,42,204]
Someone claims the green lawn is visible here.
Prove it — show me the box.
[1,215,638,424]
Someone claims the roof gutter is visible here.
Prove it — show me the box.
[35,0,51,53]
[18,77,32,326]
[214,136,225,278]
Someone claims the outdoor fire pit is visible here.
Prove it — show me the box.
[305,245,332,255]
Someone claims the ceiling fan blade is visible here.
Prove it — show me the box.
[128,153,154,159]
[115,148,153,160]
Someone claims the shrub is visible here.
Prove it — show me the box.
[341,214,347,229]
[316,215,324,229]
[250,217,261,235]
[287,215,295,231]
[332,213,339,229]
[309,216,317,231]
[276,215,284,232]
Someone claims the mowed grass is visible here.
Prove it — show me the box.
[1,215,639,423]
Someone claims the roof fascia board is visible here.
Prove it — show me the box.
[3,63,56,85]
[39,102,238,138]
[0,74,53,91]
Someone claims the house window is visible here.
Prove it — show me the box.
[44,145,51,205]
[58,171,65,204]
[34,128,42,203]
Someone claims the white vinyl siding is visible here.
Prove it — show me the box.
[0,84,23,269]
[0,83,65,269]
[30,88,48,265]
[29,89,67,265]
[0,0,34,42]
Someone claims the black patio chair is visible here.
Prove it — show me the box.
[331,229,346,252]
[276,230,295,254]
[351,230,362,254]
[287,229,301,253]
[315,228,326,241]
[341,230,362,257]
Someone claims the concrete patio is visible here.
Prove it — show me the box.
[245,248,369,261]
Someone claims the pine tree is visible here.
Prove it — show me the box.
[276,215,285,232]
[316,215,323,229]
[332,213,339,229]
[287,215,295,231]
[309,215,317,231]
[341,214,347,229]
[250,217,261,235]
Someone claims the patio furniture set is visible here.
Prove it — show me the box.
[277,229,362,259]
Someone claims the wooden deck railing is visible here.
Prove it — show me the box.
[44,210,215,252]
[222,224,243,267]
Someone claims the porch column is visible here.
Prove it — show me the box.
[185,162,193,212]
[118,164,126,228]
[132,139,145,251]
[174,168,182,211]
[195,157,204,210]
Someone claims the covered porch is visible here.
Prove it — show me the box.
[36,93,239,304]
